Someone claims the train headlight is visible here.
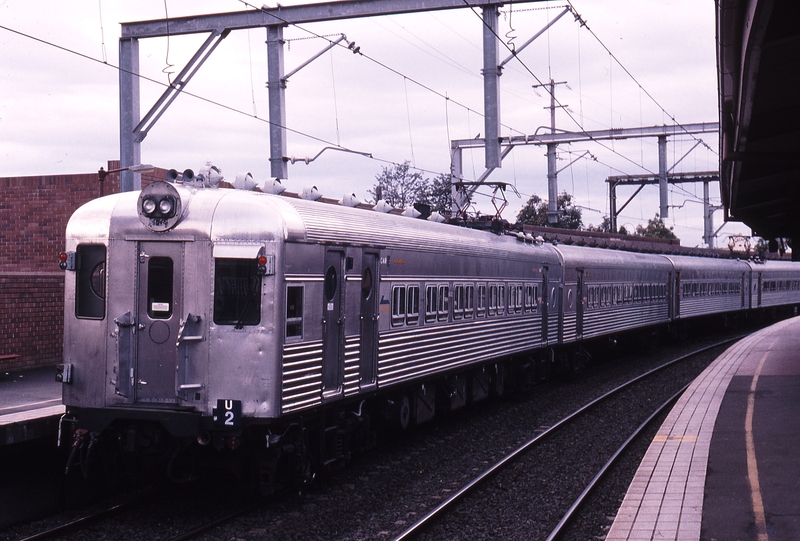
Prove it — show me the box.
[142,197,157,215]
[158,197,174,214]
[137,181,182,232]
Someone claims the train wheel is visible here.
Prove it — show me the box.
[398,395,411,430]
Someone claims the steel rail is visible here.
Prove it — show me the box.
[390,336,741,541]
[544,383,689,541]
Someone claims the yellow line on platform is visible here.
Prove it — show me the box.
[746,342,773,541]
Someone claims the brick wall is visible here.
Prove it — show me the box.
[0,162,167,372]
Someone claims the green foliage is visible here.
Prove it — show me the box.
[370,163,456,215]
[634,214,677,240]
[369,162,428,208]
[516,192,582,230]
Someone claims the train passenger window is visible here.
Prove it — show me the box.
[286,286,303,339]
[75,244,106,320]
[476,284,487,317]
[425,285,438,323]
[392,285,406,326]
[438,285,450,321]
[488,285,498,316]
[407,286,420,325]
[497,285,506,314]
[525,285,538,312]
[214,258,261,326]
[453,285,465,320]
[464,285,475,318]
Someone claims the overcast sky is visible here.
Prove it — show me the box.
[0,0,746,246]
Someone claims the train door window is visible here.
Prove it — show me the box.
[75,244,106,319]
[148,257,174,319]
[464,285,475,318]
[437,285,450,321]
[286,285,304,339]
[214,258,262,326]
[406,285,420,325]
[476,284,487,317]
[392,285,406,326]
[453,285,465,320]
[425,285,438,323]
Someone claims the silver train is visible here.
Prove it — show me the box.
[58,172,800,488]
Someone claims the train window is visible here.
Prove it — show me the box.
[407,286,420,325]
[464,285,475,318]
[425,285,438,323]
[488,285,498,316]
[453,285,465,320]
[498,285,506,314]
[362,268,373,299]
[438,285,450,321]
[286,286,303,339]
[148,257,174,319]
[525,284,538,312]
[324,266,338,302]
[508,285,520,313]
[75,244,106,319]
[476,284,487,317]
[214,258,261,326]
[392,286,406,326]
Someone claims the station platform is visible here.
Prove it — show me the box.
[606,316,800,541]
[0,367,64,446]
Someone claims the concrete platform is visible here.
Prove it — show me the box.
[0,367,64,445]
[606,316,800,541]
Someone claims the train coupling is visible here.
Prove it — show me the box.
[65,428,99,479]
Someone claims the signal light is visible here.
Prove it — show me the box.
[59,251,75,271]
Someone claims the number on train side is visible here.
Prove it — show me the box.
[213,399,242,428]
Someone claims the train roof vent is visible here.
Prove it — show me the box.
[233,172,258,190]
[300,185,322,201]
[427,212,446,223]
[341,193,361,207]
[373,200,393,213]
[261,178,286,194]
[401,207,421,218]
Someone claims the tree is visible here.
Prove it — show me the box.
[427,173,456,215]
[516,192,582,230]
[585,216,629,235]
[634,214,677,240]
[369,162,428,208]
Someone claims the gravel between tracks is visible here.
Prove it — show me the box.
[1,331,743,541]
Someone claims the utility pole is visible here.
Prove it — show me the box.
[532,79,567,224]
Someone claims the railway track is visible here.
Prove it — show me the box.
[390,337,739,541]
[4,331,751,541]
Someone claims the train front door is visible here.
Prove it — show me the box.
[359,252,379,389]
[322,249,345,394]
[135,242,182,404]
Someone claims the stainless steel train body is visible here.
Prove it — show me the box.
[59,179,800,477]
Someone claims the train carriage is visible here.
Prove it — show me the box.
[553,245,673,342]
[665,255,750,319]
[58,175,800,487]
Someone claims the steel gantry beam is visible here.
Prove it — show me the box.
[117,0,550,191]
[450,122,719,219]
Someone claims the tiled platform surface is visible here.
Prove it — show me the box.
[0,367,64,445]
[606,316,800,541]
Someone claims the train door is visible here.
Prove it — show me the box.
[576,269,584,339]
[322,249,345,394]
[756,272,763,307]
[359,252,379,390]
[541,267,549,344]
[672,271,680,319]
[741,272,747,309]
[135,242,182,404]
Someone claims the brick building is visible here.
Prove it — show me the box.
[0,161,166,372]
